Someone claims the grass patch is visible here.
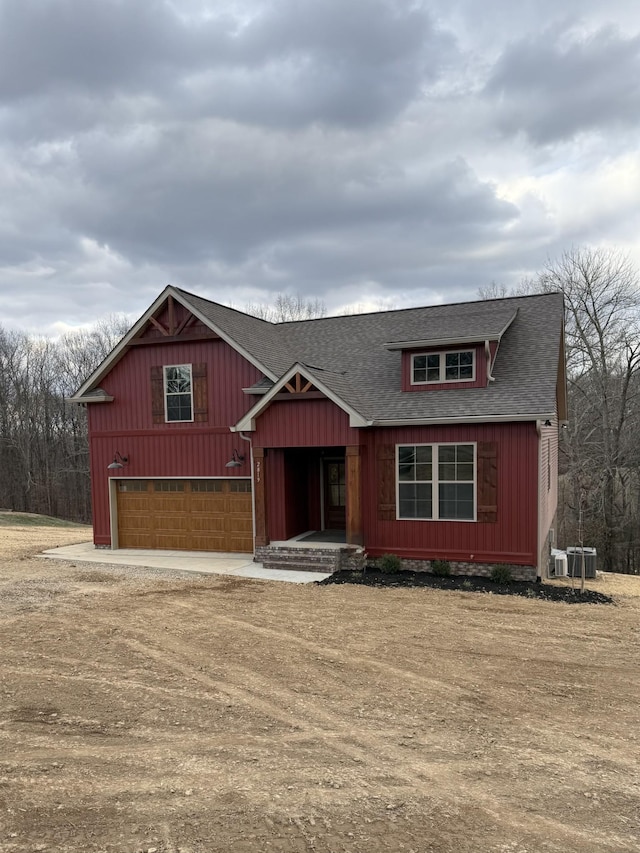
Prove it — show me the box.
[0,512,89,528]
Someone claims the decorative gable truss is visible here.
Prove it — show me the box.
[131,294,219,345]
[233,363,371,431]
[283,372,316,395]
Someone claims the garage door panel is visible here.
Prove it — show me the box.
[226,516,253,533]
[155,533,190,550]
[190,495,226,513]
[190,533,230,551]
[118,494,151,512]
[120,532,155,549]
[120,515,153,532]
[154,516,190,534]
[191,516,226,532]
[117,479,252,552]
[153,496,188,513]
[227,534,253,551]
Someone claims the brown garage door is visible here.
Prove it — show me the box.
[116,479,253,552]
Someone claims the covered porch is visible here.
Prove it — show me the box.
[252,444,364,573]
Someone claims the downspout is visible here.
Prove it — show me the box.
[485,340,496,382]
[238,431,257,554]
[535,420,544,579]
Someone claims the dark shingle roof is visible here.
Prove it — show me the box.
[178,289,564,423]
[175,288,294,377]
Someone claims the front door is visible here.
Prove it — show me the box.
[323,459,346,530]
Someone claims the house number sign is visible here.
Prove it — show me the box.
[255,459,261,484]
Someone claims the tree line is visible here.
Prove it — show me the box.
[480,247,640,573]
[0,317,129,522]
[1,248,639,573]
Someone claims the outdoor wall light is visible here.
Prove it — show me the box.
[225,449,245,468]
[544,419,552,427]
[107,452,129,470]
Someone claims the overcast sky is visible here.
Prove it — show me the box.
[1,0,639,335]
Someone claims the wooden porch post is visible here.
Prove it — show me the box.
[253,447,269,547]
[346,445,363,546]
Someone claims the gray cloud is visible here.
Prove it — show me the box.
[0,0,639,334]
[0,0,453,130]
[485,24,640,144]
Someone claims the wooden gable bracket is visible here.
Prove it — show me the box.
[284,372,315,394]
[145,295,198,337]
[131,298,216,346]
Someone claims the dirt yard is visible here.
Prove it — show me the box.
[1,523,639,853]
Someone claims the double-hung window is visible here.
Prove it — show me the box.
[412,350,474,384]
[397,443,476,521]
[164,365,193,422]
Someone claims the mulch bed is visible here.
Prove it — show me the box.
[319,569,614,605]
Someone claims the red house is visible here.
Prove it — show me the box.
[72,286,567,580]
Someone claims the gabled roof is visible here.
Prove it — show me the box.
[70,285,285,402]
[235,363,371,430]
[73,286,565,426]
[261,292,564,424]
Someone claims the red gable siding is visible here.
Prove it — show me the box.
[91,339,261,432]
[252,398,359,448]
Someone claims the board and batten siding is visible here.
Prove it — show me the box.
[252,397,359,448]
[360,422,539,567]
[538,413,559,574]
[88,338,262,546]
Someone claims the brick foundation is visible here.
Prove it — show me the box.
[380,557,537,582]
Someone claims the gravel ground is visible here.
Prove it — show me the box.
[1,522,640,853]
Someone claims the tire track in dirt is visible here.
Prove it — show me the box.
[168,599,476,701]
[95,613,634,852]
[168,600,639,768]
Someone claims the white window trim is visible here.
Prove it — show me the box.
[410,349,476,385]
[163,364,194,423]
[395,442,477,522]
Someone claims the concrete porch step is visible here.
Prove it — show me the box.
[261,559,334,573]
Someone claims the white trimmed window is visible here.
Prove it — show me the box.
[164,365,193,422]
[411,350,475,384]
[397,443,476,521]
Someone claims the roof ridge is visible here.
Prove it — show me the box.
[275,290,563,327]
[174,286,276,326]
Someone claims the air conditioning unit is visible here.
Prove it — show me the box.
[554,554,568,577]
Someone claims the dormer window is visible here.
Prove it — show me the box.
[411,350,475,385]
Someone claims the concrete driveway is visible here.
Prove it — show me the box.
[40,542,330,584]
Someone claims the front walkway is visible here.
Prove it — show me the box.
[40,542,331,584]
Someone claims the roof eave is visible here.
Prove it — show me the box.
[371,412,555,427]
[68,394,115,405]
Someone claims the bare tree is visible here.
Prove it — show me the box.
[477,281,510,300]
[478,248,640,572]
[244,293,326,322]
[539,248,640,572]
[0,315,130,521]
